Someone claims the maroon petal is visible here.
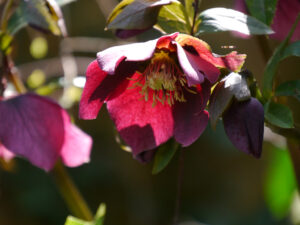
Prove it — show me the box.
[223,98,264,158]
[173,82,210,146]
[79,60,135,119]
[115,28,150,39]
[106,73,174,159]
[175,42,205,85]
[0,94,65,170]
[97,33,178,74]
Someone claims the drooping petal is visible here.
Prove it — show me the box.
[0,142,14,162]
[223,98,264,158]
[176,34,246,73]
[79,60,136,119]
[175,42,205,85]
[0,94,65,171]
[106,73,174,159]
[60,119,92,167]
[97,33,178,74]
[173,82,210,146]
[181,49,221,84]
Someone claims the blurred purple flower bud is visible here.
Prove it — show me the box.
[223,97,264,158]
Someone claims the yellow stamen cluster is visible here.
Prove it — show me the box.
[130,51,196,106]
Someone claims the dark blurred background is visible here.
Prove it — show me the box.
[0,0,300,225]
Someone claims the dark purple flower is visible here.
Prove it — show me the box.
[223,97,264,158]
[0,93,92,171]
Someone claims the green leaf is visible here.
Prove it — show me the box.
[262,41,300,98]
[94,203,106,225]
[264,147,297,218]
[281,41,300,60]
[152,139,179,174]
[245,0,278,25]
[156,1,189,34]
[106,0,173,30]
[275,80,300,101]
[7,0,61,36]
[264,101,294,128]
[55,0,77,6]
[262,15,300,98]
[196,7,274,35]
[64,216,92,225]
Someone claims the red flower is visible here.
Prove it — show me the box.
[80,33,246,162]
[0,94,92,171]
[235,0,300,41]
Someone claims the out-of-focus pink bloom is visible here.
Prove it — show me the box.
[235,0,300,41]
[0,143,14,162]
[79,33,246,162]
[0,94,92,171]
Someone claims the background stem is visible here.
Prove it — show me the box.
[173,148,184,225]
[51,162,93,221]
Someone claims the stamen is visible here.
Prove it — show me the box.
[129,50,197,106]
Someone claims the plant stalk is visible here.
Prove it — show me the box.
[173,148,184,225]
[51,162,93,221]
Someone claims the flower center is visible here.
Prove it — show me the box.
[130,51,195,106]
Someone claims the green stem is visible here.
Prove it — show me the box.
[287,139,300,190]
[190,0,200,36]
[173,147,184,225]
[51,162,93,221]
[1,0,14,31]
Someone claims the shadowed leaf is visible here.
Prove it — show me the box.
[264,101,294,128]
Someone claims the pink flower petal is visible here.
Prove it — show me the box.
[60,121,92,167]
[0,94,65,171]
[97,33,178,74]
[0,142,14,162]
[182,49,221,84]
[173,82,210,146]
[79,60,136,119]
[0,94,92,171]
[175,42,205,85]
[106,73,174,159]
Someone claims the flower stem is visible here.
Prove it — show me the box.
[51,162,94,221]
[288,139,300,190]
[190,0,200,36]
[173,147,184,225]
[1,0,14,31]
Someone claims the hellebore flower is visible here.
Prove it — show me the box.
[80,33,246,162]
[235,0,300,41]
[223,97,264,158]
[0,93,92,171]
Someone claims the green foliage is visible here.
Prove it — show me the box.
[264,101,294,128]
[65,204,106,225]
[106,0,172,30]
[275,80,300,102]
[152,139,179,174]
[156,1,189,34]
[245,0,278,25]
[7,0,61,36]
[196,7,273,35]
[264,147,297,218]
[262,17,300,98]
[0,31,13,54]
[55,0,77,6]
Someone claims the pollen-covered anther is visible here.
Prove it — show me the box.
[133,51,192,106]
